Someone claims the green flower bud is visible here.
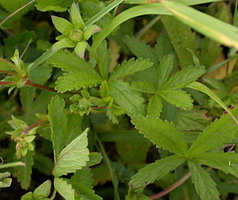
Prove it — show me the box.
[69,29,83,42]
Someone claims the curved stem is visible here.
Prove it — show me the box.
[22,120,47,135]
[50,188,57,200]
[0,0,36,27]
[150,172,192,199]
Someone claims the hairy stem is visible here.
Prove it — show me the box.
[150,172,192,199]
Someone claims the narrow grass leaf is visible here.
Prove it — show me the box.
[160,1,238,49]
[187,81,238,124]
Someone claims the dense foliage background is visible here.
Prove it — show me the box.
[1,0,238,199]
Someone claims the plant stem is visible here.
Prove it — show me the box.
[50,188,57,200]
[24,79,57,93]
[0,81,15,85]
[95,132,120,200]
[22,120,47,134]
[0,0,36,27]
[150,172,192,199]
[136,15,161,38]
[0,161,25,169]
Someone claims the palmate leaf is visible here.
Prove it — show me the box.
[52,129,90,177]
[147,93,163,117]
[188,106,238,156]
[131,115,188,156]
[161,66,206,89]
[195,152,238,178]
[159,89,193,110]
[111,58,153,79]
[48,96,68,161]
[54,178,75,200]
[109,79,145,116]
[188,161,220,200]
[48,50,102,93]
[129,155,185,189]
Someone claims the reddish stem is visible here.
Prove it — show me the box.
[0,70,18,76]
[92,106,107,110]
[22,120,47,135]
[150,172,191,199]
[0,81,15,85]
[24,79,57,93]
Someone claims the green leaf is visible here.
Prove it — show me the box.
[70,2,84,29]
[52,129,90,177]
[69,169,102,200]
[195,152,238,178]
[160,1,238,49]
[159,89,193,110]
[36,0,74,12]
[108,79,145,116]
[188,161,220,200]
[131,81,156,94]
[54,178,75,200]
[147,94,163,117]
[188,106,238,156]
[92,40,110,79]
[16,151,34,189]
[48,50,102,92]
[52,38,75,51]
[21,192,34,200]
[87,152,103,167]
[129,155,185,189]
[51,16,74,35]
[156,54,174,87]
[123,36,157,64]
[0,172,12,188]
[111,58,153,79]
[48,96,68,161]
[187,81,238,124]
[161,16,196,68]
[33,180,51,199]
[131,115,188,156]
[34,153,54,175]
[155,33,174,61]
[162,66,206,89]
[125,0,223,4]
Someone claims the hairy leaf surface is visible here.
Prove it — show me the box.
[159,89,193,110]
[52,129,89,176]
[188,161,220,200]
[131,115,188,155]
[48,96,68,161]
[188,106,238,156]
[109,79,145,115]
[129,155,185,189]
[54,178,75,200]
[111,58,153,79]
